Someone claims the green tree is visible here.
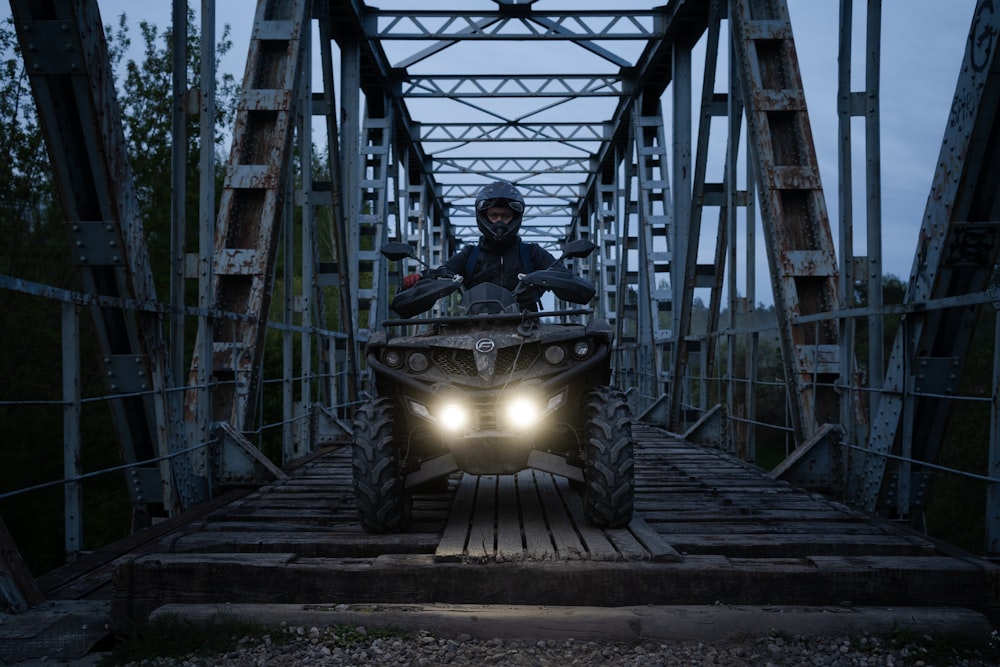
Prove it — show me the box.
[113,9,238,298]
[0,11,239,576]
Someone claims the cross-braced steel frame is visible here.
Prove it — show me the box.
[7,0,1000,569]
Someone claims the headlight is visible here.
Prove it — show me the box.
[543,345,566,365]
[383,349,403,368]
[407,352,429,372]
[437,401,468,432]
[571,340,592,359]
[505,394,542,429]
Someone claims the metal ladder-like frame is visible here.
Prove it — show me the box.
[729,0,843,446]
[632,101,674,415]
[186,0,311,440]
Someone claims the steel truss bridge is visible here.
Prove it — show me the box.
[3,0,1000,613]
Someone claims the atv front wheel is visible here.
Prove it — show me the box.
[582,386,635,528]
[351,397,411,533]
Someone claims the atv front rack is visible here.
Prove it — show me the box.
[380,307,593,330]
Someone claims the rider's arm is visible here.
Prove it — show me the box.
[531,244,561,271]
[437,245,473,279]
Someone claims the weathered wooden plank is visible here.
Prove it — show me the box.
[434,474,478,562]
[604,528,648,560]
[627,517,683,562]
[649,521,896,536]
[534,473,586,560]
[162,530,439,556]
[496,475,523,561]
[551,476,621,561]
[661,532,933,557]
[518,470,555,560]
[639,509,853,522]
[467,476,498,561]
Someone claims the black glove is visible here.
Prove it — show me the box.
[517,287,544,312]
[427,267,451,279]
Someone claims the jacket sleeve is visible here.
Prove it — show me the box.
[531,244,558,271]
[531,243,564,271]
[438,244,473,279]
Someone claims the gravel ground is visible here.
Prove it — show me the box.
[103,623,1000,666]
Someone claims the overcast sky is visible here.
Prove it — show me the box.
[4,1,976,299]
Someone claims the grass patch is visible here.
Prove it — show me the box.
[98,613,280,666]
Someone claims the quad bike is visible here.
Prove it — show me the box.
[351,239,635,533]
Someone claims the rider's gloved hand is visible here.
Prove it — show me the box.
[427,267,450,279]
[517,288,544,312]
[402,273,421,289]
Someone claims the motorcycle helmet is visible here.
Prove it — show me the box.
[475,180,525,246]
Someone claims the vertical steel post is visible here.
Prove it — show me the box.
[989,310,1000,553]
[61,303,82,558]
[299,21,315,459]
[196,0,216,482]
[283,143,295,463]
[864,0,884,421]
[341,42,362,391]
[673,42,693,407]
[170,0,188,385]
[837,0,857,472]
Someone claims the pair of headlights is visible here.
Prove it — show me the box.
[409,390,565,434]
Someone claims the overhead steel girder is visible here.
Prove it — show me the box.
[400,74,625,98]
[577,1,710,233]
[441,183,591,199]
[432,157,591,175]
[334,0,711,237]
[418,122,608,143]
[365,9,665,41]
[325,0,449,230]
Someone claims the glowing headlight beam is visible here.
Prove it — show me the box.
[506,395,542,429]
[437,402,469,432]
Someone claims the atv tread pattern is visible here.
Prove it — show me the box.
[583,386,636,528]
[352,398,411,533]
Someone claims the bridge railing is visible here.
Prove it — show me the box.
[0,272,353,577]
[666,291,1000,555]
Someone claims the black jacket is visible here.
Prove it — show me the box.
[441,237,556,292]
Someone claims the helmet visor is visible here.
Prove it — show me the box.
[476,198,524,213]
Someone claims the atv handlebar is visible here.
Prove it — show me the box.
[381,307,593,329]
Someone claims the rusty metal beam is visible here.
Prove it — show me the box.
[186,0,312,435]
[728,0,844,445]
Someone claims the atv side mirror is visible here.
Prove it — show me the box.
[560,239,597,260]
[380,242,416,261]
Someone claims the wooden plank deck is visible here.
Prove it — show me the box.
[434,470,678,562]
[102,424,1000,629]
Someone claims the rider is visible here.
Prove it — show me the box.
[402,180,557,311]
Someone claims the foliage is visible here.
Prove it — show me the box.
[111,9,237,299]
[923,307,994,552]
[0,10,237,576]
